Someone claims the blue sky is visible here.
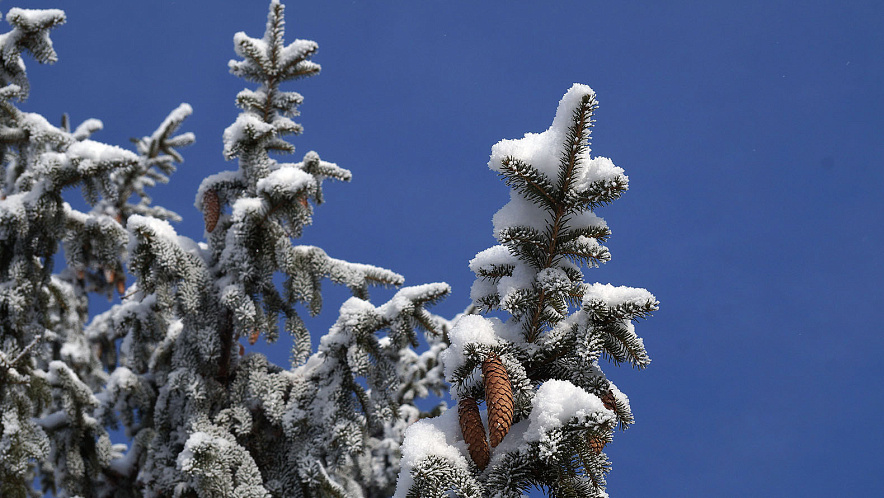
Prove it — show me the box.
[11,1,884,496]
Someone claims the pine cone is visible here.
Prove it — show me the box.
[589,436,607,455]
[601,390,617,412]
[116,277,126,295]
[482,353,513,448]
[203,189,220,233]
[248,329,260,345]
[458,397,490,470]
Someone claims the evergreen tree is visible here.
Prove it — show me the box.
[0,7,194,497]
[394,85,658,498]
[1,3,658,497]
[86,2,450,497]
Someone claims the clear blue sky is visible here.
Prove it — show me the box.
[13,1,883,496]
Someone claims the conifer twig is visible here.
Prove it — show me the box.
[1,336,41,370]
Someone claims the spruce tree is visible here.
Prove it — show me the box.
[0,7,194,497]
[0,2,450,496]
[87,2,450,497]
[395,84,658,498]
[2,3,659,497]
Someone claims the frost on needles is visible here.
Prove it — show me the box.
[2,2,452,498]
[101,2,451,497]
[395,85,658,498]
[0,7,196,498]
[0,2,657,498]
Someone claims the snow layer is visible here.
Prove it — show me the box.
[536,267,571,293]
[126,215,180,259]
[72,118,103,141]
[67,139,139,166]
[491,192,547,235]
[279,39,318,69]
[582,282,656,308]
[256,165,314,198]
[222,114,275,158]
[177,431,229,473]
[487,84,624,237]
[393,407,470,498]
[488,84,622,186]
[468,244,517,273]
[126,215,207,264]
[376,282,450,320]
[523,379,614,443]
[5,8,65,28]
[440,314,501,382]
[127,214,177,243]
[149,103,193,143]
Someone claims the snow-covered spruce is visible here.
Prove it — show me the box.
[85,2,452,497]
[0,8,197,497]
[2,2,450,496]
[396,84,658,497]
[2,3,660,497]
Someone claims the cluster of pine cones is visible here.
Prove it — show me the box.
[457,353,513,470]
[458,353,619,469]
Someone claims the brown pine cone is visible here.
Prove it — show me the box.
[601,390,617,412]
[458,397,490,470]
[482,353,513,448]
[589,436,607,455]
[203,189,221,233]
